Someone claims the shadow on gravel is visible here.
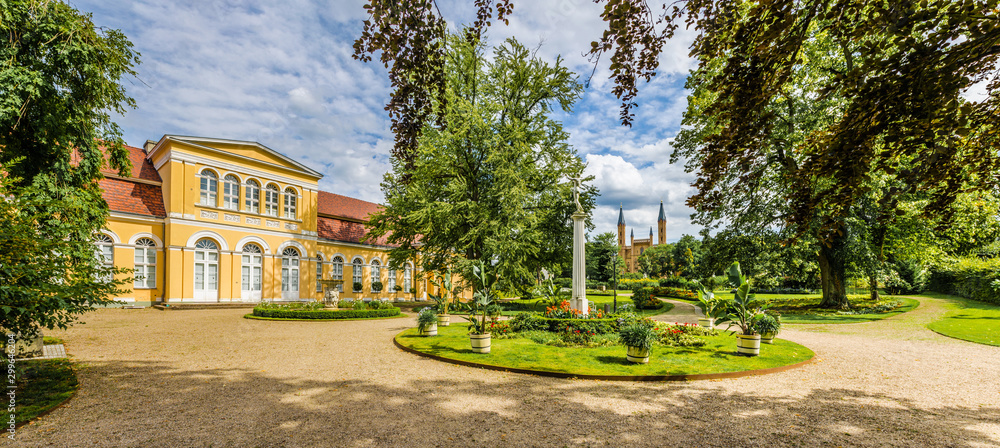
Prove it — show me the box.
[18,360,1000,448]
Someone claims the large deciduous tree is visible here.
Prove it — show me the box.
[364,34,594,291]
[0,0,138,337]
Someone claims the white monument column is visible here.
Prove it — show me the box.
[571,211,588,314]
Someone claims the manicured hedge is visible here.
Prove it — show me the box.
[928,257,1000,305]
[252,307,401,319]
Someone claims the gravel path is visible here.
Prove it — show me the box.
[14,296,1000,448]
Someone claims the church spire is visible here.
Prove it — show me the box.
[649,227,653,238]
[618,204,626,226]
[658,200,666,222]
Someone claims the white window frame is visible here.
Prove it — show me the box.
[352,258,363,292]
[222,174,240,210]
[283,188,297,219]
[403,263,412,292]
[332,256,344,292]
[316,254,324,293]
[264,184,280,217]
[133,238,157,289]
[386,267,396,292]
[245,179,260,214]
[199,169,218,206]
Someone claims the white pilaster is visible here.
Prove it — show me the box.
[571,212,588,315]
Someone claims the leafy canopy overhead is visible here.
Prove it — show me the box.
[364,33,594,289]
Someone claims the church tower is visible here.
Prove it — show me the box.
[617,205,626,248]
[657,201,667,245]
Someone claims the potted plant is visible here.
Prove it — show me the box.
[619,323,657,364]
[691,280,725,329]
[372,281,384,294]
[715,261,764,356]
[462,260,496,354]
[430,268,454,326]
[417,307,438,336]
[754,311,782,344]
[393,284,403,301]
[353,281,363,293]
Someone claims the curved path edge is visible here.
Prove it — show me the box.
[393,334,814,382]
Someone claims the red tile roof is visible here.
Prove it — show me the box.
[317,191,381,221]
[99,177,166,218]
[317,216,393,247]
[92,144,161,182]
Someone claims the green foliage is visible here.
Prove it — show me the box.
[618,323,657,350]
[3,359,78,426]
[251,307,401,319]
[691,280,725,319]
[372,281,384,293]
[0,178,128,338]
[716,262,765,335]
[883,258,929,295]
[540,318,616,335]
[585,232,620,283]
[0,0,139,339]
[928,258,1000,306]
[752,312,782,335]
[416,307,438,333]
[653,322,711,347]
[630,287,660,310]
[463,261,497,335]
[255,301,325,311]
[649,286,698,301]
[365,33,595,292]
[508,312,548,333]
[428,267,455,314]
[352,282,363,292]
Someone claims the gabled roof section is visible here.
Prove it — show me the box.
[318,191,382,222]
[150,135,323,179]
[99,177,166,218]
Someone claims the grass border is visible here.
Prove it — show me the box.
[8,359,79,429]
[393,331,814,382]
[243,313,408,322]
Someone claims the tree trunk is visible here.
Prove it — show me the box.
[868,274,880,302]
[818,234,851,310]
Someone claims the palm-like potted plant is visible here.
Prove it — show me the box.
[754,311,782,344]
[691,280,725,329]
[715,262,764,356]
[417,307,438,336]
[429,268,454,326]
[462,260,496,354]
[619,323,657,364]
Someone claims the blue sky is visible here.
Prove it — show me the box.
[78,0,701,242]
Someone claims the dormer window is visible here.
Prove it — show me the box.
[199,170,218,206]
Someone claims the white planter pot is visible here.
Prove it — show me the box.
[697,317,715,329]
[470,333,491,354]
[736,334,761,356]
[438,314,451,327]
[626,345,650,364]
[760,331,776,344]
[421,323,438,336]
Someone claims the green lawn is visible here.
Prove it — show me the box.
[3,359,78,427]
[686,292,919,324]
[926,293,1000,346]
[395,324,813,377]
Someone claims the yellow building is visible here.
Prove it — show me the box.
[97,135,460,307]
[617,202,668,273]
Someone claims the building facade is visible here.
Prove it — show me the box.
[97,135,460,306]
[617,202,668,273]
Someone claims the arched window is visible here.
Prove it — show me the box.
[264,184,280,216]
[316,254,324,293]
[403,263,412,292]
[283,188,297,219]
[386,266,396,292]
[134,238,157,288]
[194,238,219,301]
[281,247,300,299]
[332,256,344,292]
[95,234,114,268]
[370,259,381,292]
[241,243,263,301]
[199,169,218,206]
[245,179,260,213]
[222,174,240,210]
[352,258,363,292]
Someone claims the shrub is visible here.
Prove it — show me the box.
[256,301,325,311]
[541,317,617,334]
[353,282,364,292]
[652,322,710,347]
[631,287,662,309]
[372,281,384,293]
[416,307,437,333]
[884,258,929,294]
[751,287,815,294]
[251,307,401,319]
[658,276,691,289]
[486,320,512,337]
[352,300,368,311]
[928,257,1000,305]
[619,323,657,350]
[508,312,548,332]
[837,300,903,315]
[650,287,698,300]
[618,278,659,291]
